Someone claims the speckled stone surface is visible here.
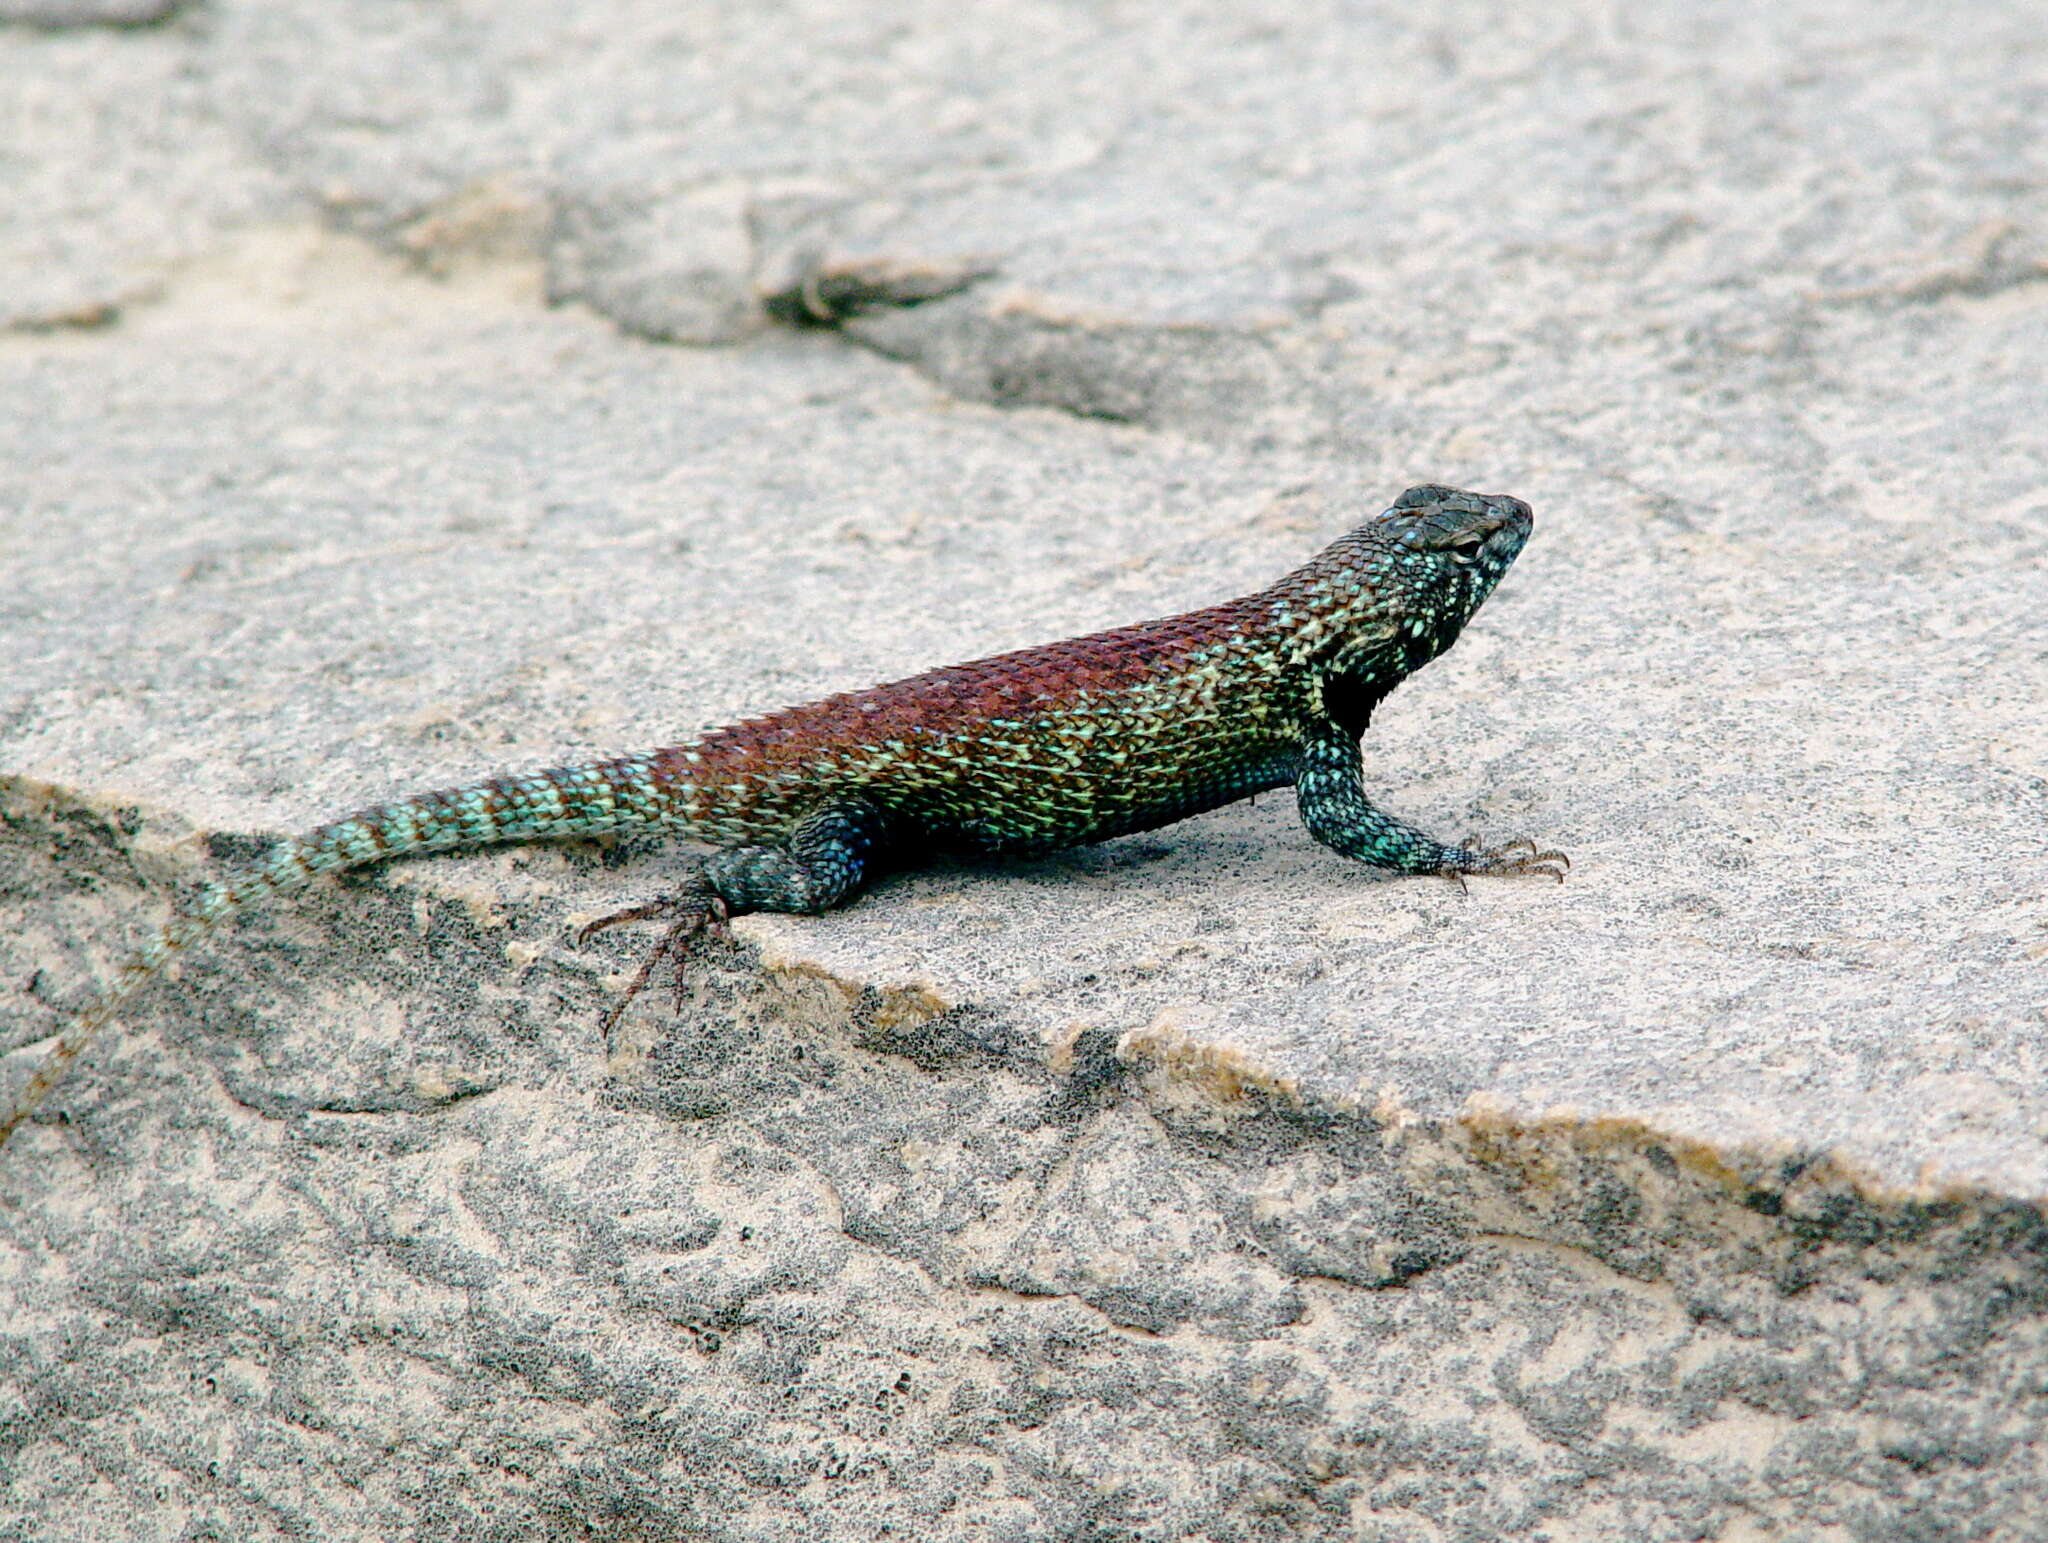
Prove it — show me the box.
[3,4,2045,1538]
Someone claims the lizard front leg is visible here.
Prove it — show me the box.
[580,797,891,1030]
[1294,719,1567,881]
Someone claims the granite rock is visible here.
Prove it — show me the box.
[3,2,2045,1538]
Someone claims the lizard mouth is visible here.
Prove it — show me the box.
[1485,495,1534,552]
[1481,495,1534,544]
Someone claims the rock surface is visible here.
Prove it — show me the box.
[2,3,2045,1539]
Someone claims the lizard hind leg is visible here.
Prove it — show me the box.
[577,798,890,1036]
[577,878,732,1037]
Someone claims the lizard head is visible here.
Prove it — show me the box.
[1273,484,1533,676]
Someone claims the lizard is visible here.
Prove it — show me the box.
[0,483,1566,1148]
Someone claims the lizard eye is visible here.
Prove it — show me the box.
[1442,531,1487,557]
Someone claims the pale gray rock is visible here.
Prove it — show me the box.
[547,164,760,346]
[2,2,2046,1539]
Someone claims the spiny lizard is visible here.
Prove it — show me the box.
[1,483,1565,1147]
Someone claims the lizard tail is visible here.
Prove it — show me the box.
[0,897,234,1148]
[0,753,691,1148]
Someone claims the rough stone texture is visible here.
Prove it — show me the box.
[2,3,2046,1539]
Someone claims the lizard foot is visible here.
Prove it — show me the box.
[1439,836,1571,891]
[578,884,732,1041]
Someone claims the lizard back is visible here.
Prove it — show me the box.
[663,592,1305,855]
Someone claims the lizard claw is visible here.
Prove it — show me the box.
[1440,836,1570,885]
[579,884,732,1042]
